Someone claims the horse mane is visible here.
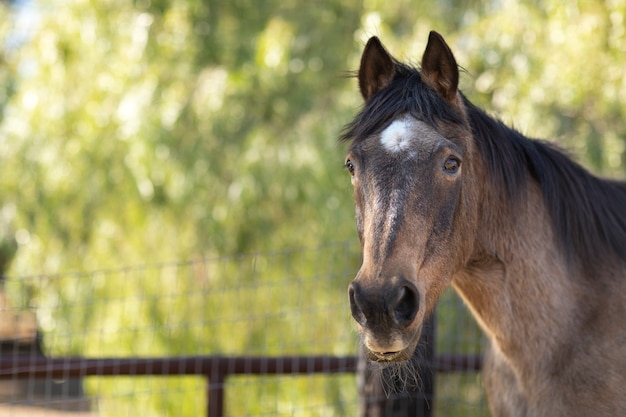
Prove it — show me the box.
[466,100,626,272]
[341,62,626,272]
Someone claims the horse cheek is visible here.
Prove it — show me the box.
[422,186,463,310]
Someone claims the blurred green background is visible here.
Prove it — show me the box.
[0,0,625,415]
[2,0,625,276]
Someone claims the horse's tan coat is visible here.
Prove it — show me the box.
[345,32,626,416]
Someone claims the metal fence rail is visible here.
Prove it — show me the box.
[0,354,482,417]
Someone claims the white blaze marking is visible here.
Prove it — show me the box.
[380,118,413,153]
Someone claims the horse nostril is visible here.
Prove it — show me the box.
[349,282,367,326]
[392,284,419,327]
[349,280,419,329]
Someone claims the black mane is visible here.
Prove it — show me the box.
[466,100,626,272]
[341,63,626,272]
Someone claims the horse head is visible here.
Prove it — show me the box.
[344,32,481,362]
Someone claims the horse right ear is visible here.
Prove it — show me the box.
[358,37,396,101]
[420,31,459,103]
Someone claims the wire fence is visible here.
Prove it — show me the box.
[0,242,488,416]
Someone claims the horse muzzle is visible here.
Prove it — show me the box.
[348,278,422,362]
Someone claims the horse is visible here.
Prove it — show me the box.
[341,31,626,416]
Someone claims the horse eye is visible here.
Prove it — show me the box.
[443,156,460,173]
[345,160,355,176]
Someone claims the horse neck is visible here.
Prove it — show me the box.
[453,175,588,369]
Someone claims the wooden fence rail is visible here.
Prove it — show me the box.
[0,354,482,417]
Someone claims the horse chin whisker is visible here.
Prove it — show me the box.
[359,334,430,396]
[370,352,426,397]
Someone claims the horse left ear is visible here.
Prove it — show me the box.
[420,31,459,103]
[358,37,396,101]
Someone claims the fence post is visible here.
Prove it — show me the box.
[358,314,435,417]
[207,358,225,417]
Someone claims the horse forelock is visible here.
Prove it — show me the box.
[340,61,464,149]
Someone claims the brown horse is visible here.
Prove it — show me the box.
[342,31,626,416]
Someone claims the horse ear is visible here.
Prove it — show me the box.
[358,37,396,101]
[420,31,459,103]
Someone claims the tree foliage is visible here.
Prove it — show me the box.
[1,1,363,273]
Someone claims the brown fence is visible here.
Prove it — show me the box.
[0,353,482,417]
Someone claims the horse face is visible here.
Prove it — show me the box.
[345,33,475,362]
[346,115,466,361]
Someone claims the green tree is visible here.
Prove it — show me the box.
[0,1,364,274]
